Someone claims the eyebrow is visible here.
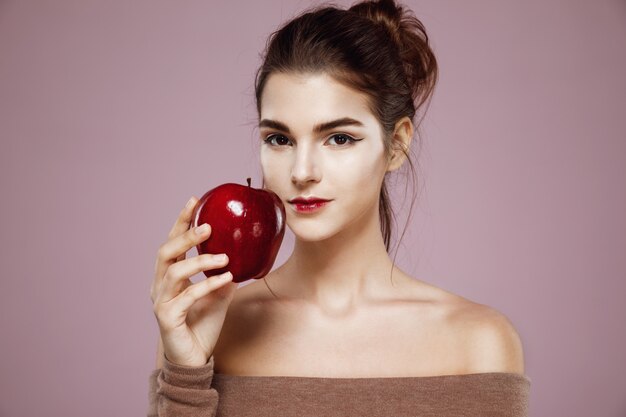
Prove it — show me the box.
[258,117,365,135]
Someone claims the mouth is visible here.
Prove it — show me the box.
[289,199,332,213]
[289,199,330,204]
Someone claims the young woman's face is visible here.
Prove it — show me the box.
[259,72,391,242]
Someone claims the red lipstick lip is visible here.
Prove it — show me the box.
[288,197,331,204]
[290,200,330,213]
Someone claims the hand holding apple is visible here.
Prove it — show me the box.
[151,197,239,367]
[191,178,286,283]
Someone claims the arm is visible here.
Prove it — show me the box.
[147,352,219,417]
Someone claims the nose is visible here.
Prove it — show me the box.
[291,142,321,186]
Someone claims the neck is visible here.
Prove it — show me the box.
[277,206,397,315]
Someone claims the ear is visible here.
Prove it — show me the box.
[386,116,414,172]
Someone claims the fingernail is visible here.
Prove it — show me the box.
[220,272,232,279]
[216,254,227,262]
[186,197,195,209]
[195,224,209,235]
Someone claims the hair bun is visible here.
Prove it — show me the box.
[349,0,403,46]
[349,0,437,108]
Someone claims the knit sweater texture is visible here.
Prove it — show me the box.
[147,355,531,416]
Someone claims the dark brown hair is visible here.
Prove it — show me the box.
[255,0,438,261]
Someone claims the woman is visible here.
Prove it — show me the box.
[148,0,530,415]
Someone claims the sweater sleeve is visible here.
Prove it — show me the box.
[147,355,219,417]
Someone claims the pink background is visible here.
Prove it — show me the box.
[1,1,625,416]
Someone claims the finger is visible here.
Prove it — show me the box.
[158,253,229,303]
[168,196,199,240]
[213,280,239,301]
[155,221,212,285]
[175,197,200,254]
[171,271,234,315]
[151,275,192,305]
[153,196,198,278]
[157,223,213,277]
[153,223,213,303]
[171,196,200,263]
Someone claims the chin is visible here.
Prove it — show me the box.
[289,223,338,243]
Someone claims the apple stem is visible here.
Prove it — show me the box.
[247,177,251,187]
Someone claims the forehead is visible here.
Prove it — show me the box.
[260,72,376,127]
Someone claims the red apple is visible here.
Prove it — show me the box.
[191,178,286,283]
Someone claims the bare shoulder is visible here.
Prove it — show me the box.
[219,271,526,377]
[395,275,526,375]
[448,299,526,374]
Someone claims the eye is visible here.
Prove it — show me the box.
[327,133,360,146]
[263,134,292,147]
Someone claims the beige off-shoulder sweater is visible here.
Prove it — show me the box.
[147,355,530,416]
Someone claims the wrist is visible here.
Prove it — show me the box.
[156,336,165,368]
[163,352,210,368]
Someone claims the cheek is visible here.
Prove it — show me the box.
[337,148,385,176]
[260,150,285,191]
[328,153,386,199]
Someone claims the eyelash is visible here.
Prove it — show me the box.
[262,133,362,147]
